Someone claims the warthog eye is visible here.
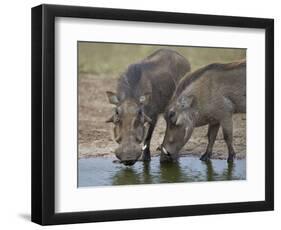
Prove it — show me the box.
[113,107,121,123]
[168,110,177,124]
[168,110,175,119]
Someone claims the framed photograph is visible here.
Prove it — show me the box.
[31,4,274,225]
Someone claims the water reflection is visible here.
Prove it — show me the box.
[203,160,215,181]
[111,161,186,185]
[142,162,153,184]
[78,156,246,187]
[112,167,141,185]
[202,160,236,181]
[159,161,185,183]
[223,162,235,180]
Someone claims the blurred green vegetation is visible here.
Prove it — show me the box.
[78,42,246,76]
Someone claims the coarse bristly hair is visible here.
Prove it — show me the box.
[117,62,154,99]
[175,59,246,97]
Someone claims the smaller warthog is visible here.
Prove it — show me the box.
[106,49,190,165]
[161,60,246,163]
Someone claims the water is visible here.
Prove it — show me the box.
[78,156,246,187]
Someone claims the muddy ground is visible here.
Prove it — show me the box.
[79,74,246,160]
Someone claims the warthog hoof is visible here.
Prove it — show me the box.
[200,153,211,161]
[227,154,236,163]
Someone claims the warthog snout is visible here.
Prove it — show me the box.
[115,143,142,166]
[120,160,136,166]
[160,145,179,163]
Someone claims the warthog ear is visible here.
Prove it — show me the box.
[139,93,151,106]
[105,115,114,123]
[106,91,119,105]
[178,94,194,109]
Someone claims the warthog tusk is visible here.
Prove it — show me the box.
[142,144,147,151]
[162,146,169,155]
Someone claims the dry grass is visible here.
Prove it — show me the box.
[78,42,246,75]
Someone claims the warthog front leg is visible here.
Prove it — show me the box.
[141,120,156,162]
[221,116,236,163]
[200,123,220,161]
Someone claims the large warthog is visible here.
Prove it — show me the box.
[161,60,246,163]
[106,49,191,165]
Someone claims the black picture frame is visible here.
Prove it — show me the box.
[31,4,274,225]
